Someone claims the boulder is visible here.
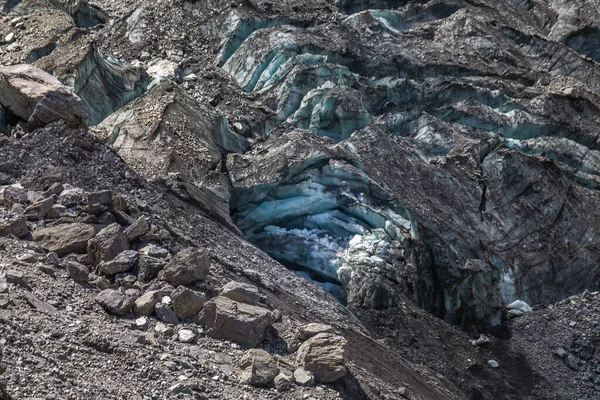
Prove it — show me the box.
[237,349,279,387]
[87,223,129,266]
[293,368,314,387]
[137,255,166,282]
[200,296,275,347]
[67,261,89,283]
[24,197,54,220]
[0,64,87,130]
[0,211,28,238]
[296,333,348,383]
[164,247,210,287]
[33,223,97,255]
[95,289,135,316]
[134,290,160,315]
[274,372,293,391]
[298,323,334,341]
[155,303,179,325]
[220,281,262,305]
[125,217,149,241]
[98,250,139,275]
[171,286,207,320]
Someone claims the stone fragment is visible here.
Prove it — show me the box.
[472,334,491,347]
[95,289,135,316]
[25,292,57,315]
[155,303,179,325]
[137,255,165,282]
[33,223,97,255]
[6,269,28,287]
[87,223,129,266]
[0,210,28,238]
[487,360,499,368]
[274,372,293,391]
[220,281,261,305]
[552,346,569,359]
[134,290,160,315]
[178,329,196,343]
[200,296,275,347]
[67,261,89,283]
[507,300,532,313]
[125,217,149,241]
[45,204,66,219]
[293,368,314,387]
[164,248,210,287]
[296,333,347,383]
[171,286,207,320]
[98,249,139,275]
[237,349,279,387]
[298,323,334,341]
[564,355,579,371]
[24,197,54,220]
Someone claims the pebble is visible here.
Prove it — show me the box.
[487,360,499,368]
[178,329,196,343]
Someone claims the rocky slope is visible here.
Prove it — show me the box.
[2,0,600,399]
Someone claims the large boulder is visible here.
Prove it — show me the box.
[200,296,275,347]
[0,64,87,130]
[237,349,279,387]
[163,248,210,287]
[32,223,97,255]
[87,223,129,266]
[296,333,348,383]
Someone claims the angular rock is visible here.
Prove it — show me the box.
[136,255,166,282]
[33,223,97,255]
[87,223,129,266]
[178,329,196,343]
[125,217,149,241]
[67,261,89,283]
[134,290,160,315]
[163,247,210,287]
[293,368,314,387]
[95,289,135,316]
[24,197,54,220]
[220,281,262,306]
[139,244,169,258]
[296,333,347,383]
[171,286,207,321]
[0,64,87,130]
[200,296,275,347]
[155,302,179,325]
[507,300,533,313]
[6,270,28,287]
[237,349,279,387]
[298,323,334,341]
[0,211,28,238]
[98,250,139,275]
[274,372,293,391]
[45,204,66,219]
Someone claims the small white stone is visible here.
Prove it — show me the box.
[487,360,499,368]
[178,329,196,343]
[4,32,15,43]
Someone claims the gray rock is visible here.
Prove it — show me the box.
[0,210,28,238]
[296,333,347,383]
[125,217,149,241]
[507,300,532,313]
[87,190,113,214]
[274,372,293,391]
[95,289,135,316]
[33,223,97,255]
[178,329,196,343]
[171,286,207,320]
[6,269,28,287]
[553,346,569,359]
[564,354,579,371]
[487,360,499,368]
[98,250,139,275]
[237,349,279,387]
[45,204,66,219]
[220,281,262,306]
[200,296,275,347]
[134,290,160,315]
[298,323,334,341]
[155,302,179,325]
[293,368,314,387]
[24,197,54,220]
[67,261,89,283]
[136,255,166,282]
[472,334,491,347]
[164,247,210,287]
[139,244,169,258]
[87,223,129,266]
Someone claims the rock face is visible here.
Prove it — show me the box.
[296,333,347,383]
[0,64,87,130]
[200,296,275,347]
[32,223,97,255]
[237,349,279,387]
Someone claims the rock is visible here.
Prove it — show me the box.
[298,323,334,341]
[24,197,54,220]
[220,281,262,305]
[163,247,210,287]
[24,292,57,315]
[0,211,28,238]
[45,204,66,219]
[564,355,579,371]
[98,250,139,275]
[472,334,491,347]
[178,329,196,343]
[139,244,169,258]
[155,302,179,325]
[67,261,89,283]
[293,368,315,387]
[87,223,129,266]
[274,372,293,391]
[0,64,87,130]
[4,33,15,43]
[200,296,275,347]
[147,59,178,79]
[134,290,160,315]
[137,255,166,282]
[487,360,499,368]
[135,316,148,329]
[507,300,532,313]
[6,269,28,287]
[140,51,151,61]
[125,217,149,241]
[95,289,135,316]
[171,286,207,320]
[154,322,173,336]
[2,186,27,207]
[508,309,524,318]
[552,346,569,359]
[87,190,112,215]
[237,349,279,387]
[33,223,97,255]
[296,333,347,383]
[46,252,60,266]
